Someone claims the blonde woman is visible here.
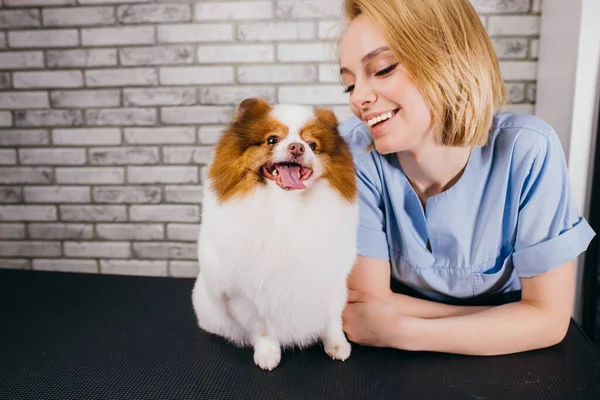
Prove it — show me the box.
[338,0,595,355]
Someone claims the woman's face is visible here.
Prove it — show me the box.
[338,14,434,154]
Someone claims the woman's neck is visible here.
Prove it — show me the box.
[396,139,471,205]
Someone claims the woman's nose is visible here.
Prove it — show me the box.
[351,83,377,109]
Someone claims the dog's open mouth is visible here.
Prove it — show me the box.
[262,161,313,190]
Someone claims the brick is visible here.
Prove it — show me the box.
[8,29,78,48]
[159,66,234,85]
[0,130,48,146]
[500,61,538,80]
[60,205,127,222]
[65,241,130,258]
[0,205,57,221]
[43,7,115,27]
[169,261,198,277]
[526,83,536,103]
[120,45,194,66]
[238,64,316,83]
[0,33,5,49]
[492,38,528,59]
[161,106,232,124]
[0,92,49,109]
[278,43,336,62]
[167,223,199,241]
[0,187,22,203]
[56,167,124,184]
[24,186,90,203]
[93,186,161,204]
[5,0,75,5]
[200,86,275,105]
[81,26,154,46]
[125,127,195,144]
[20,149,86,165]
[15,110,83,127]
[53,128,121,145]
[51,90,120,108]
[532,0,542,13]
[505,82,525,103]
[278,85,346,105]
[0,112,12,127]
[33,259,98,273]
[0,51,44,69]
[29,223,94,240]
[78,0,149,4]
[0,73,10,89]
[0,9,40,28]
[85,108,157,126]
[89,147,159,165]
[47,49,117,68]
[0,150,16,165]
[276,1,340,18]
[319,64,340,82]
[157,23,233,43]
[0,223,25,239]
[130,205,199,222]
[128,166,198,184]
[319,20,341,40]
[85,68,157,87]
[163,146,213,164]
[238,22,314,41]
[13,71,83,89]
[506,104,535,114]
[97,223,164,240]
[0,241,61,257]
[471,0,530,13]
[195,2,272,21]
[165,185,204,203]
[101,260,168,276]
[198,45,274,63]
[487,16,540,36]
[133,241,196,260]
[200,165,208,184]
[198,126,223,145]
[0,259,30,270]
[124,88,196,106]
[0,168,52,184]
[332,105,353,122]
[117,4,190,23]
[530,39,539,59]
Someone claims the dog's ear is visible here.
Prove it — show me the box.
[314,107,340,133]
[234,97,271,122]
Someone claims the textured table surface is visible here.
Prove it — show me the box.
[1,268,599,400]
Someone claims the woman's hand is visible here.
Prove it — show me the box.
[342,289,408,348]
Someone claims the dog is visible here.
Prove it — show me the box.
[191,97,358,370]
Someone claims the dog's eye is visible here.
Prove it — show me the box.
[266,136,279,145]
[308,141,317,151]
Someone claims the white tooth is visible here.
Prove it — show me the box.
[376,116,382,122]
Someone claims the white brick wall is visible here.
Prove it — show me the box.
[0,0,541,278]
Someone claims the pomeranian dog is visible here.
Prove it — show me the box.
[191,97,358,370]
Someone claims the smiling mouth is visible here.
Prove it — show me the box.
[262,161,313,190]
[367,109,399,127]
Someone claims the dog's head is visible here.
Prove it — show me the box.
[208,97,356,203]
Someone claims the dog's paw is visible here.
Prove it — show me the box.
[253,341,281,370]
[324,338,351,361]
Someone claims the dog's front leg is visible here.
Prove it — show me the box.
[322,281,352,361]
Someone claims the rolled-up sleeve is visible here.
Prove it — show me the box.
[355,157,390,260]
[512,131,595,277]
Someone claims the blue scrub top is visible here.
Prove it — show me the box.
[339,111,596,304]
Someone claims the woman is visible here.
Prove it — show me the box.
[338,0,595,355]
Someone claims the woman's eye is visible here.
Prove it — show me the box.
[266,136,279,145]
[343,84,355,93]
[375,63,398,77]
[308,141,317,151]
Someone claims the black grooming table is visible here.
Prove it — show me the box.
[1,269,599,400]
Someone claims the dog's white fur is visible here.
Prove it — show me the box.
[191,105,358,370]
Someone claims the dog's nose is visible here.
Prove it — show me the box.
[288,142,305,157]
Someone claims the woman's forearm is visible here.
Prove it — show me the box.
[388,292,492,318]
[398,300,569,355]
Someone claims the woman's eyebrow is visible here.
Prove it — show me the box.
[339,46,391,75]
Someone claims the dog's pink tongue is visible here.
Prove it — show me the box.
[277,165,305,189]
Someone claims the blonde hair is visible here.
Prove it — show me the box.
[341,0,506,147]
